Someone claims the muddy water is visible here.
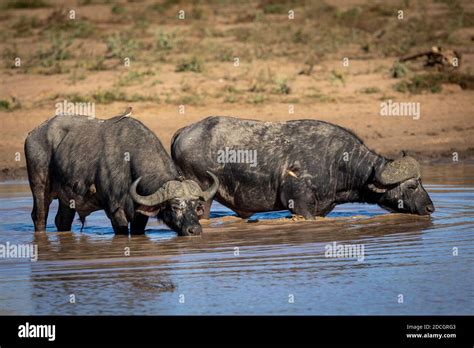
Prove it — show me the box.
[0,164,473,315]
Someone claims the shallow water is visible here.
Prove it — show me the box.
[0,164,472,315]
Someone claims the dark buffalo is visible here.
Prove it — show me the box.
[171,116,434,219]
[25,111,218,236]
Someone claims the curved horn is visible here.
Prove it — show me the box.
[202,171,219,201]
[368,183,387,193]
[130,177,167,206]
[376,156,421,185]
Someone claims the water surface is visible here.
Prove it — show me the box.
[0,164,472,315]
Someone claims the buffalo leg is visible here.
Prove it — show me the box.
[25,134,53,232]
[110,208,129,235]
[31,186,52,232]
[55,201,76,231]
[130,214,148,235]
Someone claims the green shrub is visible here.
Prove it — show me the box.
[390,61,409,78]
[4,0,48,9]
[106,33,141,59]
[175,57,203,73]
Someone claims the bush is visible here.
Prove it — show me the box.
[175,57,203,73]
[390,61,409,78]
[4,0,48,9]
[106,33,141,59]
[394,74,445,94]
[155,31,175,51]
[0,97,21,111]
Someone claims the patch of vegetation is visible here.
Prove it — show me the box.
[69,21,96,38]
[394,74,446,94]
[0,97,21,112]
[191,6,204,19]
[4,0,49,9]
[292,29,309,44]
[33,33,72,74]
[173,94,204,105]
[222,85,242,103]
[10,16,42,37]
[434,0,472,29]
[149,0,178,14]
[68,70,86,84]
[106,33,141,59]
[88,57,107,71]
[396,72,474,93]
[92,90,159,104]
[306,88,336,102]
[51,93,90,103]
[175,57,203,73]
[379,94,395,101]
[334,4,397,33]
[111,4,126,15]
[223,95,238,103]
[2,44,21,69]
[215,46,234,62]
[155,31,175,51]
[330,70,346,86]
[275,78,290,94]
[374,15,455,56]
[259,0,288,14]
[249,68,274,93]
[92,90,127,104]
[359,87,381,94]
[39,33,72,61]
[133,18,149,33]
[248,94,266,104]
[390,61,409,78]
[223,85,240,94]
[335,6,363,26]
[361,43,370,53]
[44,9,96,38]
[116,70,155,86]
[75,55,108,71]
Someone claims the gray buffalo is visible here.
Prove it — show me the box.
[25,111,218,235]
[171,116,434,219]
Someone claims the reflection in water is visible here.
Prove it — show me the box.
[0,165,473,315]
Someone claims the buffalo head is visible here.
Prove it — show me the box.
[368,155,434,215]
[130,171,219,236]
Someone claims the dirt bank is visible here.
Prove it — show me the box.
[1,0,473,180]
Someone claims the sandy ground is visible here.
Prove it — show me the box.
[1,0,473,180]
